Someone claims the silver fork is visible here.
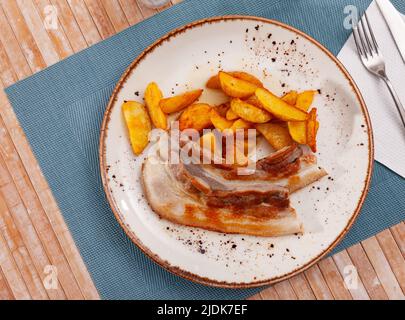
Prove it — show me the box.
[353,12,405,128]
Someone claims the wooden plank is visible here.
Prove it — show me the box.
[100,0,129,32]
[273,280,297,300]
[16,0,68,64]
[318,257,352,300]
[67,0,102,46]
[0,268,14,300]
[347,243,388,299]
[136,0,159,18]
[0,228,31,299]
[0,0,47,72]
[0,117,84,299]
[0,190,49,300]
[391,223,405,258]
[304,264,334,299]
[362,237,404,299]
[259,286,279,300]
[0,5,32,80]
[246,294,262,300]
[49,0,88,52]
[288,273,316,300]
[0,26,99,300]
[118,0,143,25]
[0,158,66,300]
[83,0,115,39]
[332,250,370,300]
[376,229,405,294]
[33,0,74,58]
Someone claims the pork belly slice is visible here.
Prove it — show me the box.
[207,145,327,192]
[172,161,290,208]
[142,155,303,237]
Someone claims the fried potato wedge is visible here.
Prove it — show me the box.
[230,98,272,123]
[256,123,293,150]
[213,102,230,117]
[122,101,152,155]
[229,118,253,131]
[179,103,212,131]
[296,90,316,111]
[226,108,239,121]
[219,72,259,98]
[159,89,203,114]
[210,108,234,131]
[144,82,167,129]
[255,88,308,121]
[282,90,298,106]
[206,71,263,89]
[307,108,318,152]
[244,95,265,109]
[288,121,307,145]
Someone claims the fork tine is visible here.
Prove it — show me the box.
[353,25,364,57]
[354,17,369,58]
[364,12,379,52]
[360,16,374,56]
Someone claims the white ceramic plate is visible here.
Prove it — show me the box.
[100,16,373,287]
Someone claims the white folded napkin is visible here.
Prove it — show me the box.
[337,0,405,178]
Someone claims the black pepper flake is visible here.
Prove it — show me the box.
[271,58,276,62]
[112,175,116,179]
[245,28,249,33]
[286,248,290,252]
[198,247,206,254]
[123,100,127,103]
[270,244,274,248]
[134,91,139,96]
[254,25,259,30]
[267,33,272,39]
[317,89,322,94]
[272,41,276,45]
[290,39,295,45]
[231,244,237,249]
[281,83,286,88]
[252,37,256,41]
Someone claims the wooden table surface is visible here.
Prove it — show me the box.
[0,0,404,300]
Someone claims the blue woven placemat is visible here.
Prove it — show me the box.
[5,0,405,300]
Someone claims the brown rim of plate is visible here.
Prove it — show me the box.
[99,15,374,289]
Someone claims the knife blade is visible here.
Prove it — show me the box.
[377,0,405,64]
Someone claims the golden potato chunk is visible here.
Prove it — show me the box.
[296,90,317,111]
[229,118,252,131]
[226,108,239,121]
[244,95,265,109]
[144,82,167,129]
[159,89,203,114]
[230,98,272,123]
[210,109,234,131]
[307,108,318,152]
[219,72,259,98]
[206,71,263,89]
[179,103,212,131]
[281,90,298,106]
[122,101,151,155]
[255,88,308,121]
[256,123,293,150]
[288,121,307,145]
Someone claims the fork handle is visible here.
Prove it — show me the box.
[382,77,405,128]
